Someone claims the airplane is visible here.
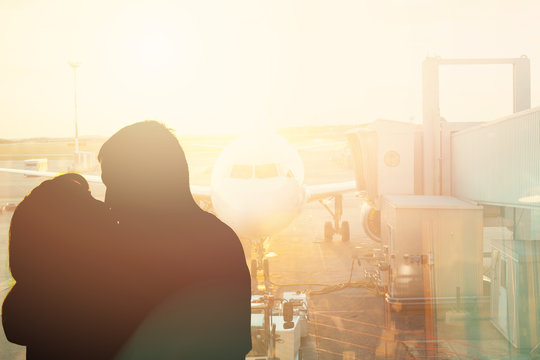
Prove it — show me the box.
[0,133,358,282]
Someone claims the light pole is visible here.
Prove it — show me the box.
[68,61,82,154]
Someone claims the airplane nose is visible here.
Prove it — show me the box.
[212,178,303,239]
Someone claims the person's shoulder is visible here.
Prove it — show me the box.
[192,210,245,258]
[194,211,248,278]
[197,210,239,240]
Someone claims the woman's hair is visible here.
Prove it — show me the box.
[4,173,119,357]
[8,173,101,282]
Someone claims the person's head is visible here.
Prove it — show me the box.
[98,121,195,216]
[9,173,105,281]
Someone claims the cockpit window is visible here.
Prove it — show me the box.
[230,164,253,179]
[255,164,279,178]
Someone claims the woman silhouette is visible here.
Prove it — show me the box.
[2,173,120,359]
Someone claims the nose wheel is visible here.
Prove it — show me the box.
[320,194,350,242]
[324,220,350,242]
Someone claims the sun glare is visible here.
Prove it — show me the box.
[133,30,172,68]
[111,17,176,71]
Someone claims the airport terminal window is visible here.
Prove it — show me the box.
[230,164,253,179]
[3,7,540,360]
[255,164,278,178]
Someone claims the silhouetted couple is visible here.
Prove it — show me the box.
[2,121,252,359]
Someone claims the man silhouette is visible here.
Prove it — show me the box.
[98,121,251,359]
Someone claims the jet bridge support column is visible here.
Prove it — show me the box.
[422,56,531,196]
[422,58,440,196]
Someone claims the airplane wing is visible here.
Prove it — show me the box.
[190,184,212,201]
[305,180,357,201]
[0,167,103,183]
[0,168,213,201]
[189,144,226,149]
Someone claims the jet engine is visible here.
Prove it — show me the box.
[360,201,381,242]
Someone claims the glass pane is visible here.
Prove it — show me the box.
[230,164,253,179]
[254,164,278,178]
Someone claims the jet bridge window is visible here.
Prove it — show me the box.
[255,164,279,178]
[230,164,253,179]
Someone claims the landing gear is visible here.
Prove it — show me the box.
[320,194,350,242]
[341,221,350,242]
[324,221,333,242]
[251,259,258,289]
[252,238,271,293]
[251,259,258,276]
[263,258,270,281]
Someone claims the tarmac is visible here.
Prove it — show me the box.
[0,138,522,360]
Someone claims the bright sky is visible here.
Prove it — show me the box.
[1,0,540,138]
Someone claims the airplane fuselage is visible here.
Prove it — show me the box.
[209,134,306,239]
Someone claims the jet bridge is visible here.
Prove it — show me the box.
[348,56,535,242]
[450,104,540,351]
[348,56,540,354]
[422,56,531,196]
[452,107,540,211]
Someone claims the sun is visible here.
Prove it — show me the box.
[134,30,172,68]
[108,8,179,72]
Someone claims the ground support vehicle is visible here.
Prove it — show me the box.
[247,292,309,360]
